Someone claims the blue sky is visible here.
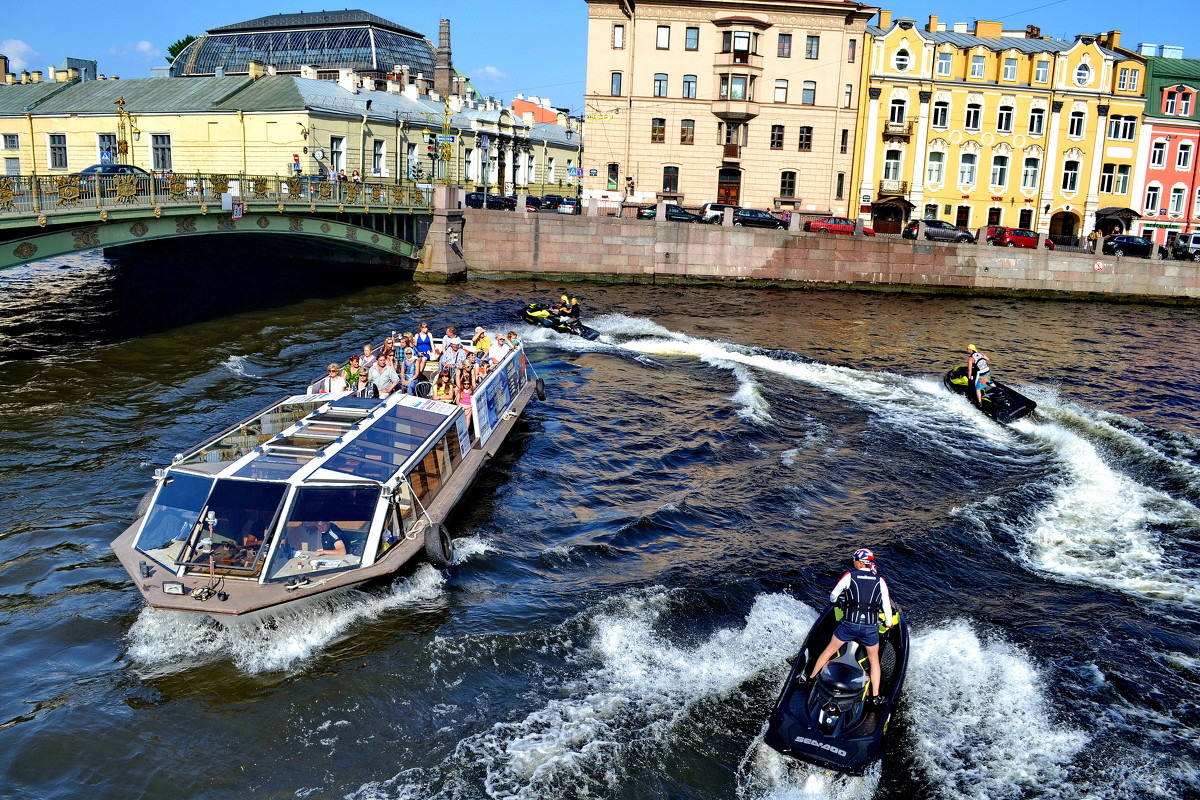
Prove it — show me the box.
[3,0,1197,115]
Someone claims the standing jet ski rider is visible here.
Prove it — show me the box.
[966,343,993,404]
[806,548,893,707]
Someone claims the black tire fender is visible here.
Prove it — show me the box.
[134,488,156,520]
[424,523,454,568]
[535,377,547,401]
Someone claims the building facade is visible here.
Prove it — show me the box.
[1133,50,1200,246]
[857,13,1146,241]
[581,0,877,214]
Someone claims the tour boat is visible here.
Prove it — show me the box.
[111,346,541,617]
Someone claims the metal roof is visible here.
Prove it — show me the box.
[19,76,254,115]
[210,10,423,38]
[0,81,73,114]
[866,27,1120,57]
[1146,56,1200,81]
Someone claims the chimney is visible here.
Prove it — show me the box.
[48,66,57,82]
[1137,43,1159,57]
[877,10,892,28]
[67,68,79,80]
[360,76,373,90]
[403,83,419,101]
[5,73,15,85]
[248,59,266,79]
[267,64,278,76]
[401,64,411,85]
[973,20,1002,38]
[926,14,938,32]
[1162,45,1184,58]
[387,79,402,93]
[31,70,43,83]
[434,18,453,97]
[300,64,318,80]
[338,69,359,94]
[0,55,7,76]
[521,111,534,125]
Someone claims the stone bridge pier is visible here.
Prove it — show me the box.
[416,186,467,283]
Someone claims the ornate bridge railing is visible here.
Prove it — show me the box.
[0,173,433,222]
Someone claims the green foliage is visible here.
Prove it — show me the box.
[166,35,197,64]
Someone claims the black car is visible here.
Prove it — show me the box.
[637,204,703,223]
[78,163,152,178]
[732,208,787,229]
[541,194,563,209]
[1101,234,1155,258]
[903,219,975,243]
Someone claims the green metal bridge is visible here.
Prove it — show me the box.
[0,173,433,270]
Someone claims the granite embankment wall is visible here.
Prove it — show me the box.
[460,210,1200,302]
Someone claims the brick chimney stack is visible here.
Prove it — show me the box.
[435,19,453,98]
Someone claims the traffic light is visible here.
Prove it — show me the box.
[428,143,436,158]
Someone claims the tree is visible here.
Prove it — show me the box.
[166,35,197,64]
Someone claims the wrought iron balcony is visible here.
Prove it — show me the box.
[878,179,909,195]
[722,143,742,160]
[883,120,913,136]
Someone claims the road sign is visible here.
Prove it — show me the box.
[589,169,598,177]
[480,135,489,150]
[99,151,111,163]
[437,135,455,143]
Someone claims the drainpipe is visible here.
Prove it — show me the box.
[361,113,369,179]
[238,110,247,174]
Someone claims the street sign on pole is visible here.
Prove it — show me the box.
[437,135,456,143]
[480,135,489,150]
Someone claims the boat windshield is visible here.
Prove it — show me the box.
[178,479,289,576]
[264,485,381,582]
[135,472,214,569]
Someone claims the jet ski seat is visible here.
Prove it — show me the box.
[818,642,869,695]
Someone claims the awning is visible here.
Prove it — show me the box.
[1095,206,1142,221]
[873,197,916,210]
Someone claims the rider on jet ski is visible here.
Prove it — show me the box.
[806,548,893,707]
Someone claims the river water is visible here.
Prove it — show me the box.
[0,250,1198,800]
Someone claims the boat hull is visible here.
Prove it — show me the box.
[763,604,909,775]
[943,366,1036,424]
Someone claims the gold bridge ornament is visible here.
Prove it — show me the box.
[0,178,15,211]
[252,177,269,200]
[210,175,230,196]
[55,176,82,207]
[114,175,139,204]
[167,176,188,202]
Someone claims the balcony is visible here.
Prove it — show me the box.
[883,120,913,137]
[722,143,742,160]
[878,179,909,195]
[713,51,764,72]
[711,100,760,121]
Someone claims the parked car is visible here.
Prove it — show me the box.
[902,219,974,243]
[557,197,579,214]
[77,163,152,178]
[804,216,875,236]
[1101,234,1155,258]
[523,195,542,209]
[733,208,788,229]
[541,194,563,210]
[637,204,704,223]
[990,227,1054,250]
[1170,231,1200,261]
[700,201,741,224]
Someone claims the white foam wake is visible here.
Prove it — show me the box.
[221,354,260,378]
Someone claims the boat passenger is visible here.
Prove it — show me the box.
[341,354,362,385]
[312,363,350,395]
[432,372,457,405]
[354,371,372,398]
[505,330,521,349]
[440,340,468,383]
[400,349,421,395]
[442,325,461,351]
[966,344,993,404]
[487,335,512,366]
[360,343,377,371]
[806,548,893,707]
[370,353,400,397]
[289,520,348,557]
[566,297,582,319]
[414,322,435,376]
[551,294,569,314]
[457,371,475,426]
[472,326,492,353]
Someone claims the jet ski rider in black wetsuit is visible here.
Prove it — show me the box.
[806,548,893,707]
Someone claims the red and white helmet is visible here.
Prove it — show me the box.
[852,548,875,563]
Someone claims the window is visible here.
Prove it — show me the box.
[1035,61,1049,83]
[1099,164,1116,193]
[798,126,813,151]
[894,49,911,71]
[932,101,949,128]
[607,163,619,191]
[1164,91,1177,115]
[990,155,1009,187]
[372,139,384,175]
[780,171,796,197]
[1108,115,1135,140]
[889,99,906,124]
[965,103,981,131]
[1182,94,1194,116]
[329,136,344,171]
[778,33,792,57]
[802,81,816,105]
[840,128,848,154]
[1150,141,1167,168]
[613,24,625,49]
[1022,157,1040,190]
[959,153,977,185]
[1118,67,1133,90]
[725,31,753,63]
[680,119,695,145]
[663,166,679,193]
[970,55,985,78]
[685,27,699,51]
[1062,159,1080,192]
[883,149,902,180]
[1074,63,1091,85]
[771,125,785,150]
[48,133,67,169]
[1179,142,1194,169]
[1068,111,1085,138]
[611,72,622,96]
[936,52,952,76]
[1170,186,1186,214]
[997,105,1013,133]
[651,118,665,143]
[657,25,670,49]
[1144,185,1160,212]
[731,76,747,100]
[1028,107,1045,136]
[848,39,857,63]
[1003,58,1017,81]
[682,75,697,99]
[775,79,788,103]
[1114,164,1130,194]
[806,35,820,59]
[654,73,668,97]
[844,84,853,108]
[836,172,845,199]
[98,133,117,161]
[927,151,945,183]
[2,134,17,150]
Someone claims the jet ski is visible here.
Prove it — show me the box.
[521,302,600,340]
[763,603,908,775]
[943,365,1036,424]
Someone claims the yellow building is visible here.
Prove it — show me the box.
[856,13,1146,242]
[582,0,878,214]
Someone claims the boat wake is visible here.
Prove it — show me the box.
[220,354,261,379]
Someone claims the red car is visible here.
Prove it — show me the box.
[991,227,1054,250]
[803,216,876,236]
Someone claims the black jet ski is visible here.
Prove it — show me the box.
[521,302,600,340]
[943,365,1036,424]
[764,603,908,775]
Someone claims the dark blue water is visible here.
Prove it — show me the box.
[0,252,1198,800]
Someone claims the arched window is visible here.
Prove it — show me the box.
[653,73,668,97]
[965,103,981,130]
[802,81,816,105]
[1062,159,1080,192]
[997,105,1014,133]
[990,155,1010,188]
[932,100,949,127]
[780,171,796,197]
[775,79,789,103]
[1022,157,1040,190]
[1075,63,1091,85]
